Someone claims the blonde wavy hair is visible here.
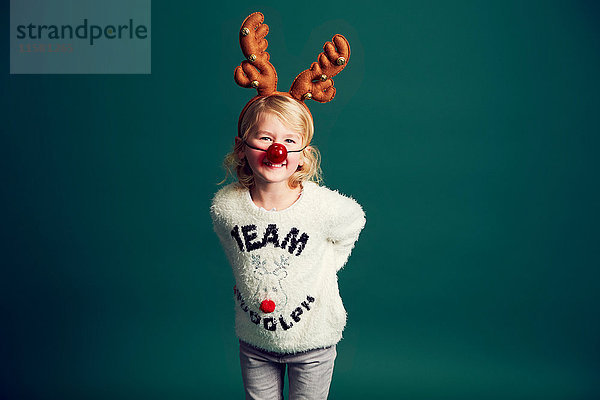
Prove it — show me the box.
[221,95,322,189]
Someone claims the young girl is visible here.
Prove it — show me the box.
[210,12,365,399]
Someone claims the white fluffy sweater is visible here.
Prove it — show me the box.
[210,181,366,353]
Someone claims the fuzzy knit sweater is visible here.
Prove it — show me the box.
[210,181,366,354]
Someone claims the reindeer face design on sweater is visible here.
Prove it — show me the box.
[251,254,289,313]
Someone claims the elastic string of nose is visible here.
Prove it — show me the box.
[243,141,307,164]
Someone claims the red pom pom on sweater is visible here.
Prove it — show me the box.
[260,299,276,313]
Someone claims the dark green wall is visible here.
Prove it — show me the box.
[3,1,599,399]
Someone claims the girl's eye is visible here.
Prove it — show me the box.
[285,139,296,144]
[260,137,272,141]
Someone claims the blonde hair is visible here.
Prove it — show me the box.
[221,95,322,189]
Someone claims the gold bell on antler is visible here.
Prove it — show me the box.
[241,27,250,36]
[247,54,257,62]
[320,74,327,81]
[251,80,259,88]
[336,57,346,66]
[303,93,313,100]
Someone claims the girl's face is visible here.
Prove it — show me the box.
[237,112,305,188]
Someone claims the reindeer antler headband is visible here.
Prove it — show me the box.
[235,12,351,137]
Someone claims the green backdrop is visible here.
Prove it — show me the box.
[3,1,599,399]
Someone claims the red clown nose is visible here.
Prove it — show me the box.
[266,143,287,164]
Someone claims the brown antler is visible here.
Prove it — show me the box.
[234,12,278,96]
[289,34,350,103]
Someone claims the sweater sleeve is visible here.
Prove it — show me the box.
[209,186,233,247]
[326,192,366,271]
[210,203,226,244]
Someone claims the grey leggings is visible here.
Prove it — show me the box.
[239,340,337,400]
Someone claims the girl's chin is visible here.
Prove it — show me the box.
[254,168,296,184]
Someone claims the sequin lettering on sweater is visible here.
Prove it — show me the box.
[234,285,315,332]
[230,224,309,256]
